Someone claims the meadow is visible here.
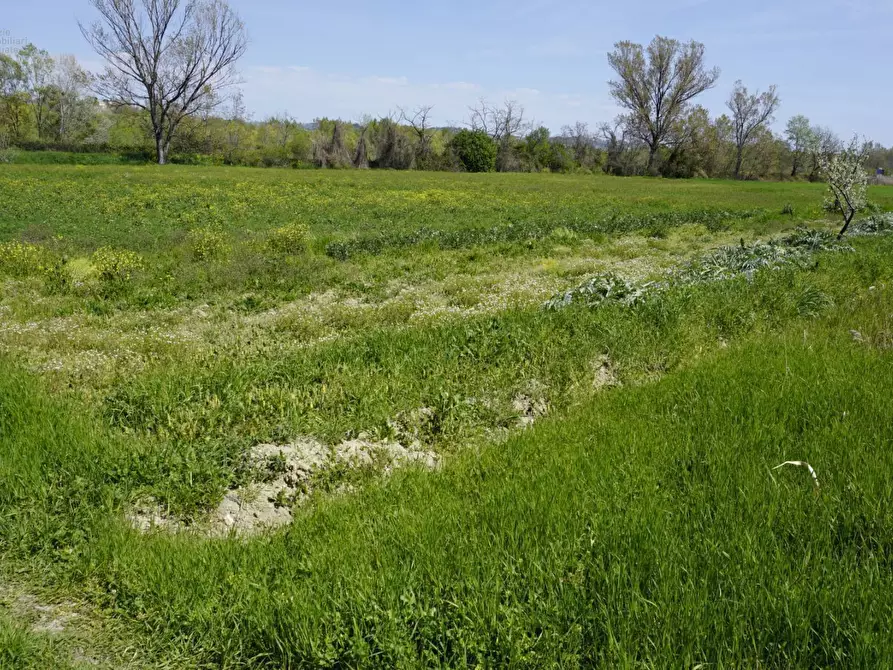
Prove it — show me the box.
[1,165,893,667]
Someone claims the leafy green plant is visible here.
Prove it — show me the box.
[545,273,652,310]
[92,246,145,283]
[187,227,230,261]
[450,130,497,173]
[267,222,310,254]
[0,240,69,291]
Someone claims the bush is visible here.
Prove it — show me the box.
[0,241,50,277]
[267,222,311,254]
[187,227,230,261]
[450,130,497,173]
[92,247,145,283]
[0,240,68,290]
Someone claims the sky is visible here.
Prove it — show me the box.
[3,0,892,143]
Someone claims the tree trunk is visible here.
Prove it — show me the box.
[734,146,744,180]
[156,135,167,165]
[646,144,658,174]
[837,212,854,240]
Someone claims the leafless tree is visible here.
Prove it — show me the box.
[353,116,371,169]
[468,98,528,143]
[608,36,720,173]
[561,121,593,164]
[81,0,247,164]
[726,80,780,179]
[468,98,529,171]
[599,118,635,176]
[399,104,435,165]
[372,111,414,170]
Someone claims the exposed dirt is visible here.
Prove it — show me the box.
[127,436,438,538]
[512,393,549,428]
[592,355,620,389]
[209,438,438,536]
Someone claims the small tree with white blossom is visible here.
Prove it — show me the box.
[819,136,870,239]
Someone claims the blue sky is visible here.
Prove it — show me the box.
[4,0,892,143]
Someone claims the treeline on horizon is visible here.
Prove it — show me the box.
[2,40,893,179]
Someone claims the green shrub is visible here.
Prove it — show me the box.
[267,222,310,254]
[0,240,68,290]
[548,227,579,244]
[0,241,50,277]
[450,130,497,173]
[92,246,145,283]
[187,227,230,261]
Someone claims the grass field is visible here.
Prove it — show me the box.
[1,166,893,667]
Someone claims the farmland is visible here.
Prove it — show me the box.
[2,165,893,667]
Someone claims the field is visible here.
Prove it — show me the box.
[2,165,893,667]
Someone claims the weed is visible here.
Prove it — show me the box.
[92,246,145,283]
[187,227,230,261]
[267,222,311,254]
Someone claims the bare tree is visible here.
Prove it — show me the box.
[353,121,370,169]
[81,0,247,164]
[468,98,529,171]
[561,121,593,165]
[599,118,636,176]
[399,104,434,165]
[468,98,528,143]
[727,81,780,179]
[608,36,720,173]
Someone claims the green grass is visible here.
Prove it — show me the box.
[1,165,893,666]
[0,613,73,670]
[3,164,891,251]
[1,235,892,665]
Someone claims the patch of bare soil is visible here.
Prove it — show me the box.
[209,438,437,536]
[592,355,620,389]
[127,435,438,538]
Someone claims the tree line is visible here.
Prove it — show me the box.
[1,0,890,180]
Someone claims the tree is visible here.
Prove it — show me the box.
[521,126,552,171]
[561,121,594,166]
[0,54,28,144]
[468,98,528,171]
[726,80,779,179]
[17,44,55,140]
[608,36,720,173]
[399,105,435,167]
[807,125,840,182]
[785,115,813,178]
[819,136,870,239]
[50,55,96,142]
[371,114,414,170]
[81,0,247,164]
[450,129,496,173]
[599,118,641,176]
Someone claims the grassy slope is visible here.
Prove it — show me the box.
[1,236,892,666]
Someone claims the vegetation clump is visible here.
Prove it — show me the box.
[267,222,310,254]
[91,246,144,283]
[450,129,497,173]
[187,227,230,261]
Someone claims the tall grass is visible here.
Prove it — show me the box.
[2,236,893,666]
